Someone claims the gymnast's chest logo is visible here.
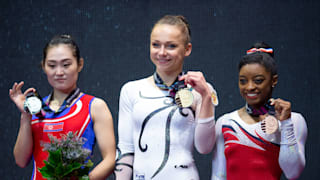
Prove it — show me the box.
[43,122,64,132]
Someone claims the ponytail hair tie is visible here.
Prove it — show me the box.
[246,48,273,55]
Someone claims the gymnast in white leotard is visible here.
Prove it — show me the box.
[114,15,218,180]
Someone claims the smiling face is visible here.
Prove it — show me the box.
[42,44,83,93]
[239,63,278,108]
[150,24,191,75]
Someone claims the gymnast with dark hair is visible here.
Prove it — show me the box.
[9,35,116,179]
[211,42,307,180]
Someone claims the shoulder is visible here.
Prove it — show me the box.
[87,97,109,114]
[217,110,237,121]
[90,97,112,121]
[216,110,238,126]
[80,93,108,110]
[120,78,150,92]
[91,97,107,107]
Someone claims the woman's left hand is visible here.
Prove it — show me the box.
[270,98,291,121]
[179,71,211,97]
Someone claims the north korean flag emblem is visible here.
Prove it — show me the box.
[43,122,64,132]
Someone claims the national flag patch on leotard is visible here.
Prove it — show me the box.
[43,122,64,132]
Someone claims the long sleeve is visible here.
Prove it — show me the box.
[211,116,227,180]
[194,83,217,154]
[278,112,307,179]
[115,83,135,180]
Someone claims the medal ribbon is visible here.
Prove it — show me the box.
[245,99,275,117]
[42,88,80,114]
[153,72,187,98]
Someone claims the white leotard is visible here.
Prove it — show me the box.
[117,77,216,180]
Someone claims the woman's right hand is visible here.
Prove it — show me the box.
[9,81,35,113]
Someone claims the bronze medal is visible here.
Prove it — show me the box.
[175,88,194,108]
[261,115,279,134]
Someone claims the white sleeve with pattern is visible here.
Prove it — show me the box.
[278,112,307,180]
[115,82,135,180]
[211,115,226,180]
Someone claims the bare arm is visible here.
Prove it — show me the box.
[14,112,33,167]
[9,81,34,168]
[89,98,116,179]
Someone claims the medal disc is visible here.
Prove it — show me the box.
[175,88,194,108]
[261,115,279,134]
[25,96,42,115]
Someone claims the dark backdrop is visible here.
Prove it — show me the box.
[1,0,319,179]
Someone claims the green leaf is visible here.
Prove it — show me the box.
[79,175,90,180]
[55,163,65,176]
[38,161,56,177]
[48,149,63,166]
[85,159,93,168]
[62,162,82,176]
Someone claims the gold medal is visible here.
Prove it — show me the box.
[261,115,279,134]
[175,88,194,108]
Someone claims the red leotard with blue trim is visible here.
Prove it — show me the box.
[30,94,95,180]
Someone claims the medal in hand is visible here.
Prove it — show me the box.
[175,88,194,108]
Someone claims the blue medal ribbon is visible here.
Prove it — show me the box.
[246,99,275,117]
[42,88,81,114]
[153,72,186,98]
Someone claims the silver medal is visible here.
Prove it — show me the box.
[24,96,42,115]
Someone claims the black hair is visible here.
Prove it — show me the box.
[42,34,81,64]
[238,42,277,76]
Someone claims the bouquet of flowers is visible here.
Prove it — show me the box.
[39,131,93,180]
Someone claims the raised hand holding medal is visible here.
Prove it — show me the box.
[179,71,217,108]
[261,98,291,134]
[9,81,37,114]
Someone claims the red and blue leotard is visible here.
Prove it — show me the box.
[30,94,95,180]
[211,110,307,180]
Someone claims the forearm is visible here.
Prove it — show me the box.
[89,154,115,179]
[114,153,134,180]
[279,118,306,179]
[198,91,215,119]
[194,91,216,154]
[14,113,33,168]
[195,117,215,154]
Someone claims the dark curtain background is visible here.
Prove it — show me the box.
[1,0,319,179]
